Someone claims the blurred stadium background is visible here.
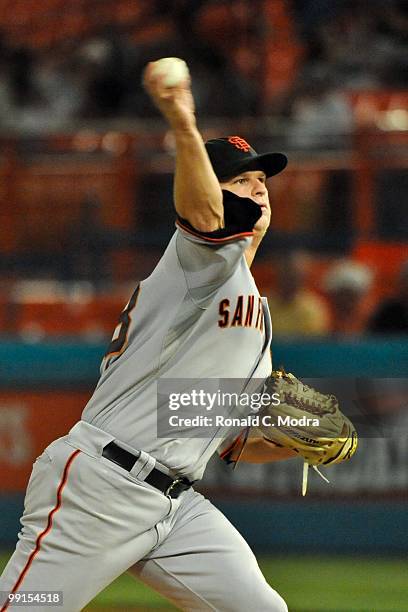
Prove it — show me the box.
[0,0,407,610]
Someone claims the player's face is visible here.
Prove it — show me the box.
[220,170,271,232]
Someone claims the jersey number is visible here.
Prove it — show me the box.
[104,284,140,366]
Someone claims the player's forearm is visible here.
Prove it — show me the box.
[143,60,224,233]
[238,437,297,463]
[173,127,224,232]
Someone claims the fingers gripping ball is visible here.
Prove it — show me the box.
[259,370,358,494]
[150,57,190,87]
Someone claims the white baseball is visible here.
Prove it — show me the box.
[151,57,189,87]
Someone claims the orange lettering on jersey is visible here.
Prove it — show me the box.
[255,297,263,330]
[218,299,230,328]
[231,295,244,326]
[218,294,263,333]
[244,295,254,327]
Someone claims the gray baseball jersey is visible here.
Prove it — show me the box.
[82,215,272,481]
[0,191,290,612]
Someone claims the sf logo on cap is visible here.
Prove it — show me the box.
[228,136,251,152]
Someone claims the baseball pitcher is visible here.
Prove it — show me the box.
[0,59,356,611]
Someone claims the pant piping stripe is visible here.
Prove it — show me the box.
[0,449,81,612]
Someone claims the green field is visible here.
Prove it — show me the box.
[1,553,407,611]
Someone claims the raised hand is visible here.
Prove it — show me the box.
[143,60,196,132]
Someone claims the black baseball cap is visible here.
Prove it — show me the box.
[205,136,287,180]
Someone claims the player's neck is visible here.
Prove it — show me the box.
[244,231,265,268]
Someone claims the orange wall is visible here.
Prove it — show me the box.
[0,391,91,491]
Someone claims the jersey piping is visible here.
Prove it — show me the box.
[176,219,253,243]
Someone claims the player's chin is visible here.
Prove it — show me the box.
[254,215,271,234]
[254,210,271,233]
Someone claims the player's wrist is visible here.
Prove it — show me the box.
[173,124,201,144]
[169,110,197,133]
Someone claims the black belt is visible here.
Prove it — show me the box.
[102,441,194,499]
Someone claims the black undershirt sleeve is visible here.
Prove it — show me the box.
[177,190,262,240]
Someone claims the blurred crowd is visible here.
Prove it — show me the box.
[266,254,408,337]
[0,0,407,340]
[0,0,406,131]
[1,254,407,341]
[291,0,407,89]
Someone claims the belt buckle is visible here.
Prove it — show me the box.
[165,477,191,499]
